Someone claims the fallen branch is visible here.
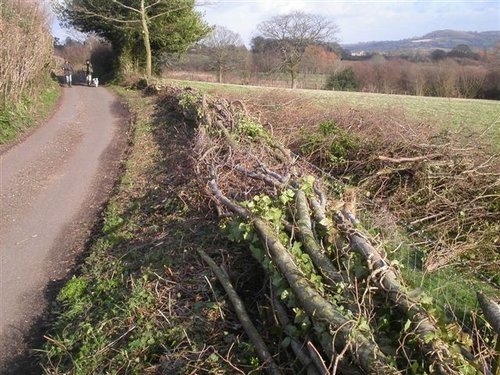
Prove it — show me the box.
[334,210,475,374]
[377,154,441,163]
[272,294,321,375]
[254,218,398,374]
[197,249,282,375]
[477,292,500,375]
[295,190,345,285]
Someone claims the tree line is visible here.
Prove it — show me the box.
[174,32,500,99]
[54,1,499,99]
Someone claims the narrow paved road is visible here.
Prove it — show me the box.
[0,84,127,373]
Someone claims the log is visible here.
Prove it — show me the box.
[295,190,345,285]
[253,218,399,374]
[477,292,500,375]
[477,292,500,334]
[334,211,474,375]
[197,249,282,375]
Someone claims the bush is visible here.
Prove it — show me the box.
[300,120,360,169]
[324,67,361,91]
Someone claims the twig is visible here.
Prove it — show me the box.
[197,249,283,375]
[377,153,441,163]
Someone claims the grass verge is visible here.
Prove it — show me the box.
[0,77,60,144]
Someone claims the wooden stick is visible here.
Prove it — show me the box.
[377,154,441,163]
[197,249,282,375]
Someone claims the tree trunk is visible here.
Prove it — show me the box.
[140,0,152,81]
[290,69,297,89]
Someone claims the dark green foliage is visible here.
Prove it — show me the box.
[324,67,361,91]
[57,0,210,74]
[300,120,360,169]
[448,44,479,60]
[430,49,447,61]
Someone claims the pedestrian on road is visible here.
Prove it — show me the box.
[85,59,93,86]
[63,60,73,87]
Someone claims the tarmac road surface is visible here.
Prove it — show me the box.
[0,82,127,373]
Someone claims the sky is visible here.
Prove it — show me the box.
[51,0,500,46]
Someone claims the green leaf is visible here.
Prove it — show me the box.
[403,319,412,332]
[281,337,291,348]
[300,175,316,195]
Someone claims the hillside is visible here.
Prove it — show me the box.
[342,29,500,53]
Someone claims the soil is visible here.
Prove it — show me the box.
[0,83,129,374]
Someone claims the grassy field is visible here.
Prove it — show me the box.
[165,79,500,149]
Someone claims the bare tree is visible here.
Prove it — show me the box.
[256,11,339,88]
[201,25,245,83]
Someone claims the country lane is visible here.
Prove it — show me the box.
[0,83,127,373]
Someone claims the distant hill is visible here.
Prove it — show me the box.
[342,30,500,53]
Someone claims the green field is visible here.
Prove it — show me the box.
[165,79,500,149]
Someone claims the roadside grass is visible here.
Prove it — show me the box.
[0,77,60,144]
[41,87,266,374]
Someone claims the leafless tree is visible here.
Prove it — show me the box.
[256,11,339,88]
[201,25,245,83]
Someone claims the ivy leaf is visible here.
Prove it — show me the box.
[300,175,316,195]
[403,319,412,332]
[420,294,433,306]
[281,337,291,348]
[357,319,371,333]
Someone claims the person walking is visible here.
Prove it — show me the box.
[85,59,93,86]
[63,60,73,87]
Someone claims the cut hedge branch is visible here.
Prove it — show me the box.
[271,294,321,375]
[334,210,477,374]
[253,218,399,374]
[477,292,500,335]
[209,179,397,373]
[377,154,441,163]
[197,248,282,375]
[477,292,500,375]
[295,190,345,285]
[162,86,498,374]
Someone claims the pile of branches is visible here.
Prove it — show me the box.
[159,86,498,374]
[292,107,500,275]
